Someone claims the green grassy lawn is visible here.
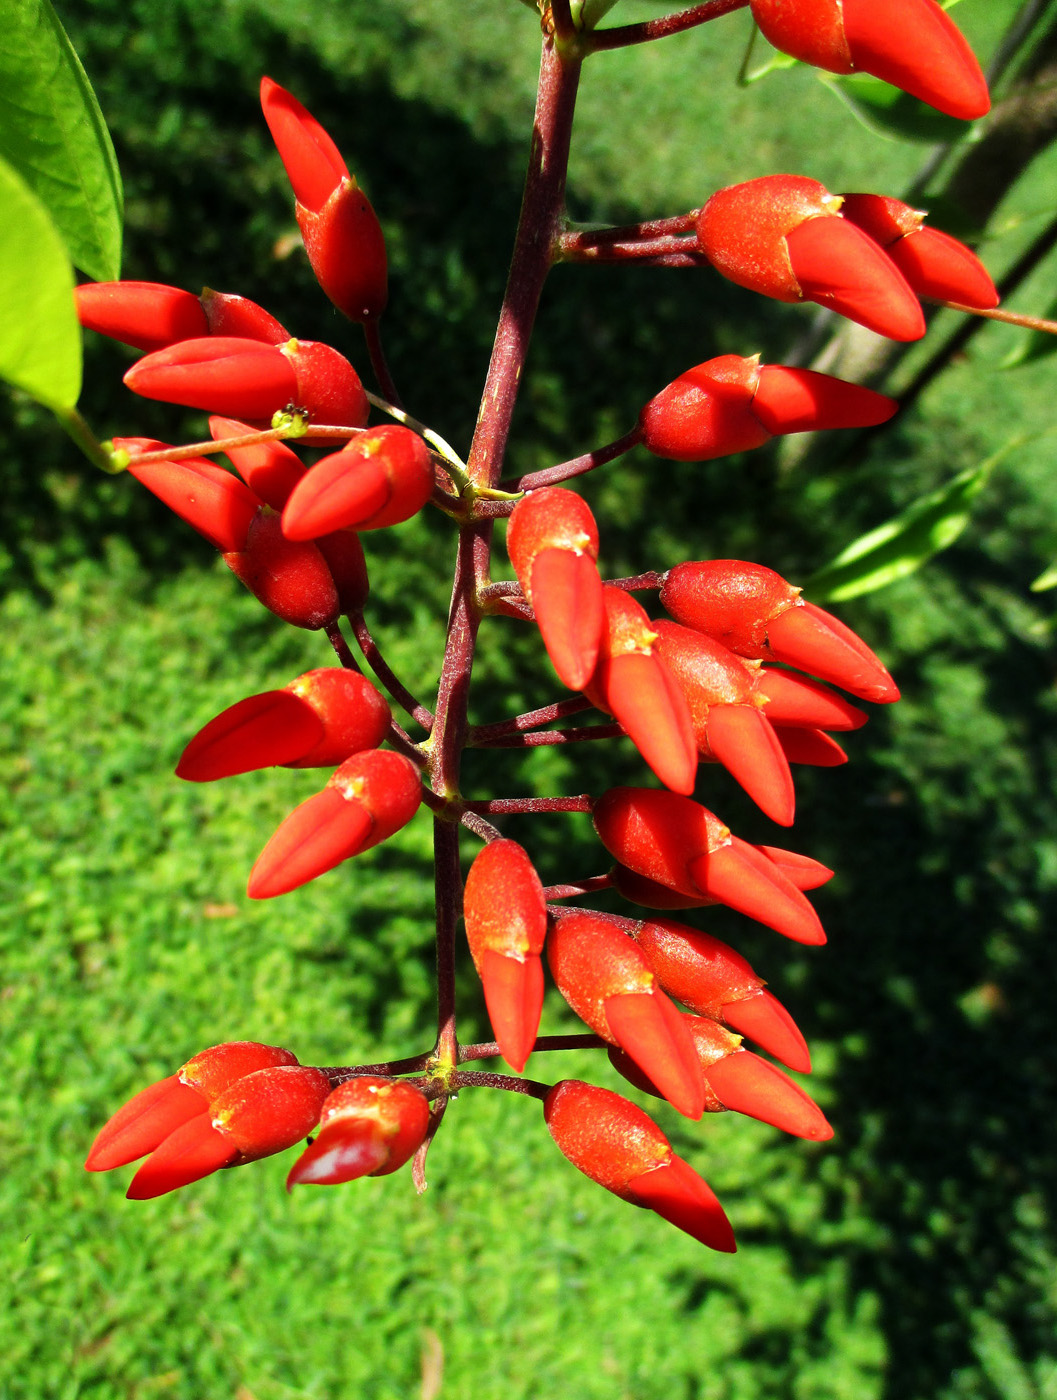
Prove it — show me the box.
[4,1,1057,1396]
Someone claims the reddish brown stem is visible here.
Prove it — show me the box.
[464,795,594,815]
[474,724,623,749]
[469,696,594,741]
[349,611,435,732]
[504,427,644,491]
[588,0,750,51]
[604,570,664,591]
[363,317,403,408]
[458,1034,607,1061]
[562,213,700,247]
[449,1070,552,1099]
[557,233,701,262]
[542,875,614,900]
[320,1053,433,1083]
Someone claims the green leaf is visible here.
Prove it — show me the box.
[1030,560,1057,593]
[0,0,122,281]
[573,0,621,27]
[0,153,81,409]
[821,72,973,144]
[804,445,1020,602]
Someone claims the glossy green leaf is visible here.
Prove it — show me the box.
[0,154,81,409]
[805,449,1014,602]
[821,73,973,144]
[0,0,122,281]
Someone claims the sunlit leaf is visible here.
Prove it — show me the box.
[0,154,81,409]
[804,447,1019,601]
[821,73,973,144]
[1030,560,1057,593]
[0,0,122,281]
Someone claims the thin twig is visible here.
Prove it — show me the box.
[473,724,623,748]
[457,1033,606,1061]
[542,875,614,900]
[560,212,700,248]
[938,300,1057,335]
[449,1070,552,1099]
[469,696,594,741]
[412,1097,448,1194]
[363,318,403,409]
[348,611,435,731]
[464,795,594,815]
[557,233,700,262]
[319,1053,434,1083]
[504,427,644,492]
[588,0,750,52]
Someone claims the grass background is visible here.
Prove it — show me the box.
[4,1,1057,1396]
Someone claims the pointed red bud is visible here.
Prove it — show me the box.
[282,425,433,536]
[661,560,898,702]
[199,288,290,343]
[463,840,547,1071]
[640,353,895,461]
[749,0,989,121]
[774,725,849,766]
[696,175,924,340]
[315,529,371,616]
[703,1050,831,1140]
[839,193,998,310]
[87,1041,314,1197]
[209,416,306,509]
[583,588,698,796]
[287,1077,430,1186]
[177,669,390,781]
[260,76,348,211]
[754,845,834,891]
[116,437,261,553]
[652,620,793,823]
[223,510,341,630]
[594,786,825,943]
[631,916,811,1071]
[248,748,421,898]
[507,488,605,690]
[544,1080,735,1252]
[76,281,209,352]
[548,911,705,1119]
[611,841,830,908]
[756,667,867,731]
[124,337,368,436]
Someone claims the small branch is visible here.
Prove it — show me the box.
[348,612,435,732]
[363,318,403,409]
[550,0,577,45]
[412,1096,448,1194]
[474,723,623,748]
[432,817,462,1069]
[386,721,428,766]
[603,570,664,592]
[557,233,701,263]
[106,419,313,470]
[504,427,644,492]
[319,1052,433,1083]
[449,1069,552,1099]
[325,619,361,670]
[469,696,593,741]
[460,808,504,843]
[937,300,1057,335]
[463,795,594,815]
[542,874,614,900]
[588,0,750,52]
[458,1033,607,1062]
[560,213,700,249]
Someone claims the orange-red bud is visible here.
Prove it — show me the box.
[287,1077,430,1186]
[282,426,433,536]
[544,1080,735,1252]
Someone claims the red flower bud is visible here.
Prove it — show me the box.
[660,559,899,703]
[583,588,698,796]
[248,748,422,898]
[506,488,605,691]
[594,786,826,944]
[209,416,307,510]
[463,840,547,1072]
[632,915,810,1072]
[755,667,867,731]
[609,1016,830,1140]
[548,910,706,1119]
[124,337,368,437]
[652,619,794,825]
[177,669,391,781]
[696,177,925,340]
[223,509,341,630]
[286,1077,430,1186]
[774,725,848,767]
[639,352,896,461]
[116,437,261,553]
[839,193,998,310]
[282,425,434,536]
[85,1041,328,1199]
[260,77,388,323]
[610,841,833,911]
[749,0,989,121]
[75,281,289,353]
[544,1079,736,1252]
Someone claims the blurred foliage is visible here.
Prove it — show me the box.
[4,1,1057,1397]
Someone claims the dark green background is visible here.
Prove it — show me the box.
[4,2,1057,1396]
